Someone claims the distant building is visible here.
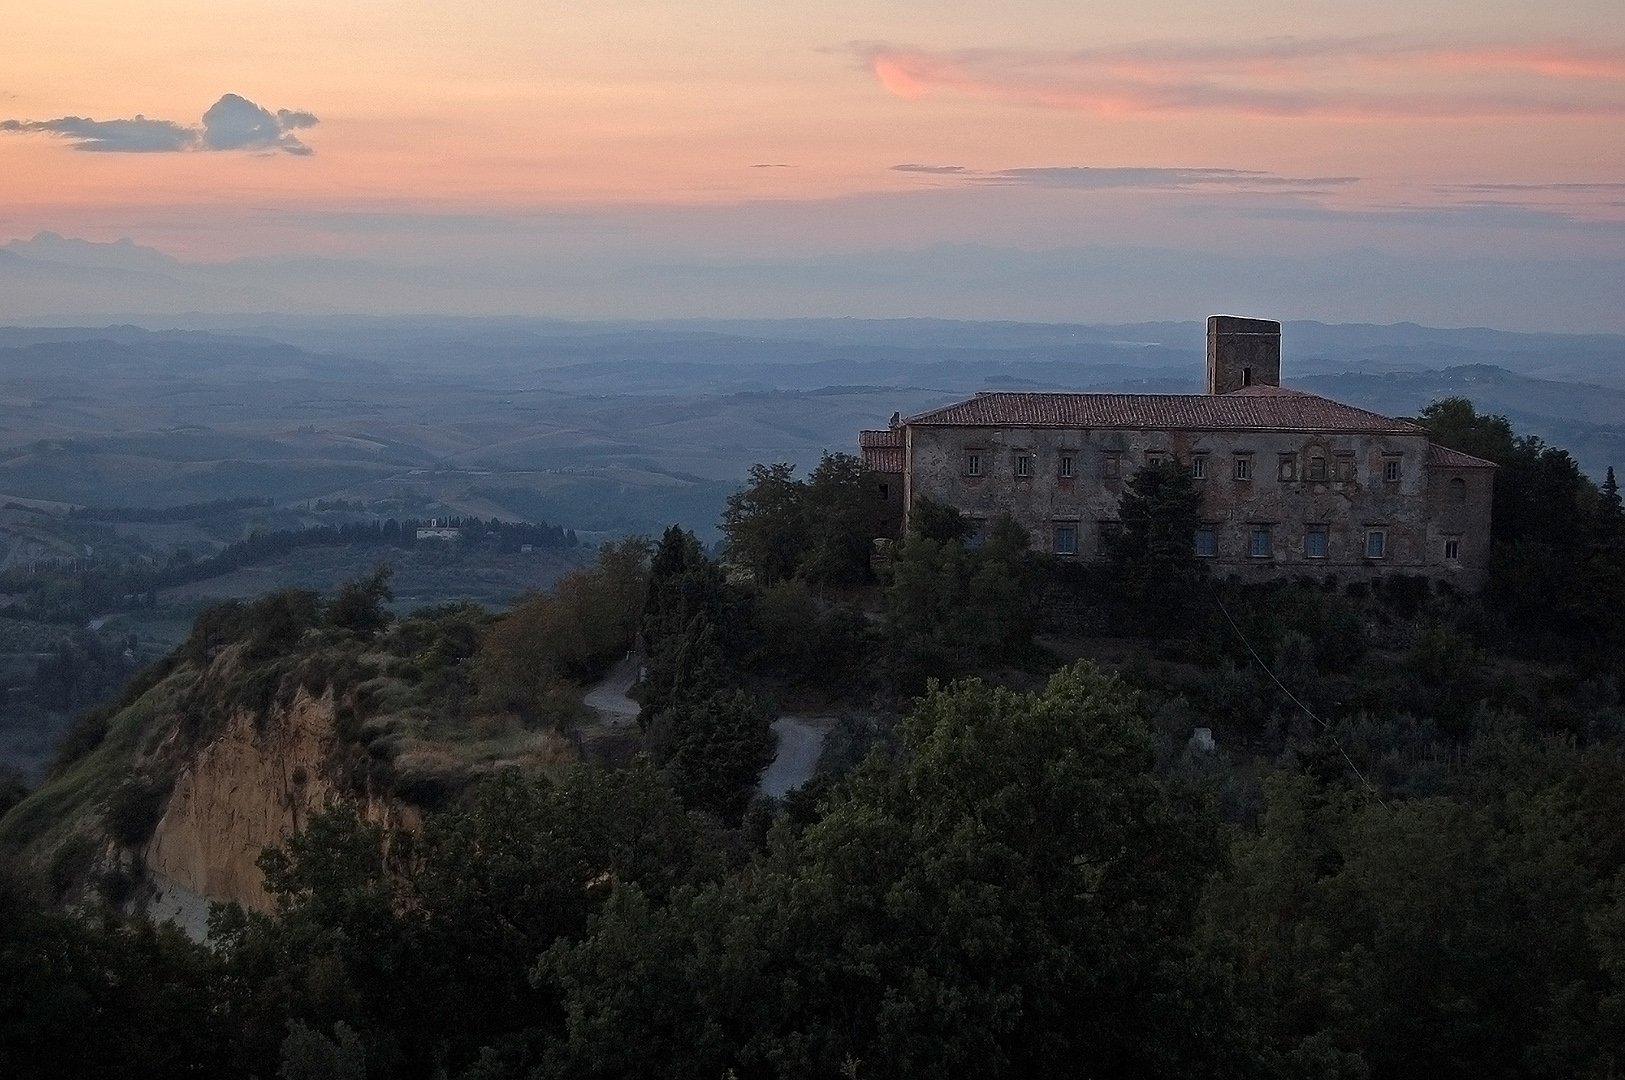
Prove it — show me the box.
[415,526,461,542]
[860,316,1495,586]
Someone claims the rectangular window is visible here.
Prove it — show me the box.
[1015,453,1032,478]
[1335,456,1355,482]
[1059,454,1074,478]
[1308,455,1328,481]
[1384,457,1402,483]
[1278,455,1296,482]
[1102,456,1121,480]
[1190,455,1207,480]
[1249,526,1274,558]
[1444,538,1460,561]
[1054,524,1078,555]
[1146,452,1166,468]
[1195,526,1218,557]
[1234,456,1253,481]
[1366,529,1387,559]
[967,519,987,547]
[877,482,889,502]
[965,451,982,477]
[1097,520,1122,555]
[1305,525,1329,559]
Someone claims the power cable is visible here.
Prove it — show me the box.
[1215,596,1388,809]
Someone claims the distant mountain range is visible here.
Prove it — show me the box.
[0,318,1619,524]
[6,230,1625,333]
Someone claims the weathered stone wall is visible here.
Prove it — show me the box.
[905,423,1489,586]
[1207,316,1281,395]
[872,469,904,539]
[1424,460,1496,586]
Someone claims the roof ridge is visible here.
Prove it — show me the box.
[903,389,1422,435]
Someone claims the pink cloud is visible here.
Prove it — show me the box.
[859,38,1625,120]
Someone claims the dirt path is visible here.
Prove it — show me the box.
[584,662,829,797]
[759,717,833,799]
[583,655,640,725]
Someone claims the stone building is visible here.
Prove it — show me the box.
[860,316,1496,586]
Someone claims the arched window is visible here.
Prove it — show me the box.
[1449,477,1466,502]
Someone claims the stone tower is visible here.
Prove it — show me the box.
[1206,315,1281,395]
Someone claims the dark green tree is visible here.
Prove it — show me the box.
[721,461,807,585]
[884,503,1035,684]
[1112,456,1207,638]
[1418,397,1625,658]
[649,688,775,824]
[721,453,879,588]
[542,663,1256,1079]
[326,565,395,636]
[0,874,232,1077]
[800,451,879,588]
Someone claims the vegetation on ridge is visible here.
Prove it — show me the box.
[2,399,1625,1078]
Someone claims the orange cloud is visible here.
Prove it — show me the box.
[860,38,1625,120]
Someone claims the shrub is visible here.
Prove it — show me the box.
[105,772,173,848]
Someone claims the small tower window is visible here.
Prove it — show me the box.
[1242,367,1253,386]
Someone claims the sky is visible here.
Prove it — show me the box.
[2,0,1623,328]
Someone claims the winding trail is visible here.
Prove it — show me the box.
[759,717,833,799]
[581,660,831,797]
[583,655,640,725]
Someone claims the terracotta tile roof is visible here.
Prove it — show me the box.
[1428,443,1498,469]
[904,387,1423,435]
[864,448,905,472]
[859,430,905,473]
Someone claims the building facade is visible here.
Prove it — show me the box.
[861,316,1496,587]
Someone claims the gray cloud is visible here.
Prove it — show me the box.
[1438,182,1625,192]
[201,94,313,154]
[892,164,1358,192]
[990,166,1358,190]
[1,94,317,154]
[0,115,195,152]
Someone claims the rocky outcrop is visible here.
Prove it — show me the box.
[144,688,356,912]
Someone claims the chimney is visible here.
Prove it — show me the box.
[1206,315,1281,395]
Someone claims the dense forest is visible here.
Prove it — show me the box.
[3,397,1625,1078]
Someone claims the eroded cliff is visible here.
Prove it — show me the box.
[146,687,340,912]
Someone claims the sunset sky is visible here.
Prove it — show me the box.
[3,0,1623,326]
